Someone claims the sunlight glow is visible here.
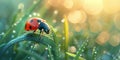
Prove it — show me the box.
[89,21,102,32]
[109,34,120,47]
[68,10,86,24]
[96,31,110,45]
[82,0,103,15]
[103,0,120,14]
[114,13,120,30]
[63,0,73,9]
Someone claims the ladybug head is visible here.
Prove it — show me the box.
[25,18,39,31]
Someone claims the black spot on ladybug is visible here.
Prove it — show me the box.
[30,20,33,22]
[29,26,32,29]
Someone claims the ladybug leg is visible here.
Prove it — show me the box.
[33,30,36,33]
[40,29,44,35]
[40,30,42,34]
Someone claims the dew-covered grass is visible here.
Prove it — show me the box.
[0,0,120,60]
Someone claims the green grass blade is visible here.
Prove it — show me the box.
[64,15,69,60]
[66,52,85,60]
[75,40,88,60]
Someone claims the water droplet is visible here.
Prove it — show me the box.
[27,57,31,59]
[1,32,4,35]
[14,23,17,26]
[59,48,60,51]
[48,55,50,57]
[37,13,40,16]
[29,15,32,17]
[118,56,120,59]
[33,0,37,4]
[13,30,16,33]
[54,10,58,15]
[11,35,14,38]
[80,54,82,56]
[49,46,52,48]
[62,37,65,40]
[33,12,37,16]
[82,49,84,52]
[18,3,24,10]
[45,48,48,50]
[83,47,85,49]
[94,52,97,54]
[58,44,61,47]
[31,46,33,48]
[61,19,65,23]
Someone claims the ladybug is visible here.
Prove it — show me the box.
[25,18,50,34]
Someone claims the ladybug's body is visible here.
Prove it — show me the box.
[25,18,50,34]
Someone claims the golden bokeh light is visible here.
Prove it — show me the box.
[72,0,84,9]
[68,10,87,24]
[47,0,63,7]
[89,21,102,32]
[96,31,110,45]
[82,0,103,15]
[63,0,73,9]
[74,24,81,32]
[114,13,120,30]
[109,34,120,47]
[103,0,120,14]
[74,23,87,32]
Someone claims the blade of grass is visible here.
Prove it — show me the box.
[64,15,69,60]
[92,47,97,60]
[75,40,88,60]
[17,47,45,60]
[48,45,54,60]
[66,52,85,60]
[0,32,56,57]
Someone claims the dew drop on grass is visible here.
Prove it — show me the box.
[29,15,32,17]
[48,55,50,57]
[62,37,65,40]
[27,57,31,59]
[83,47,85,49]
[33,12,37,16]
[1,32,4,35]
[94,51,97,54]
[14,23,17,26]
[82,49,84,52]
[53,10,58,15]
[118,56,120,59]
[13,30,16,33]
[80,54,82,57]
[49,46,52,48]
[37,13,40,16]
[31,45,33,48]
[33,0,37,4]
[11,35,15,38]
[61,19,65,23]
[58,44,61,47]
[18,3,24,10]
[45,48,48,50]
[59,48,60,51]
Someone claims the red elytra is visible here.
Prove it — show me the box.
[25,18,39,31]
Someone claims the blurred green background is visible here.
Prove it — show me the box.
[0,0,120,60]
